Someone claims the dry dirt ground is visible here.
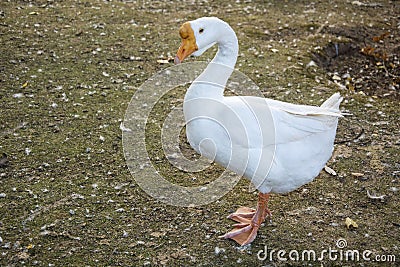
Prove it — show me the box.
[0,0,399,266]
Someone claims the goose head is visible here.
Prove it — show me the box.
[174,17,222,64]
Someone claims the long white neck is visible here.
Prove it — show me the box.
[211,24,239,68]
[184,22,239,101]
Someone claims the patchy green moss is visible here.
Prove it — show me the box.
[0,0,399,266]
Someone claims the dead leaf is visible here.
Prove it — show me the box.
[366,190,386,200]
[345,217,358,229]
[372,32,390,42]
[360,46,375,56]
[157,57,174,64]
[324,165,337,176]
[99,239,110,245]
[128,242,138,248]
[351,172,364,177]
[150,231,165,237]
[157,59,170,64]
[15,252,30,260]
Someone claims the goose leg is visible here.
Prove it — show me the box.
[220,193,270,246]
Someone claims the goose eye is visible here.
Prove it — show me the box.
[199,28,204,34]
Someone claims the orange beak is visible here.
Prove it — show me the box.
[174,22,198,64]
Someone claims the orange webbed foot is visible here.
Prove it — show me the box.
[220,193,270,246]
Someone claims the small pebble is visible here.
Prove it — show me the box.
[13,93,24,98]
[122,231,129,238]
[215,246,225,255]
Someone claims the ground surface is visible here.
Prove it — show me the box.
[0,0,399,266]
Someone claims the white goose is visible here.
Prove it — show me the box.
[174,17,342,246]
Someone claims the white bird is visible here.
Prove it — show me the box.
[174,17,343,246]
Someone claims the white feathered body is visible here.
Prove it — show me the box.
[184,85,342,194]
